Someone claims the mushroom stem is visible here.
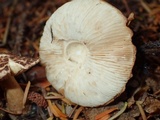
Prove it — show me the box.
[1,75,24,114]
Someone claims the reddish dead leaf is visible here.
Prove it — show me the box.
[95,107,118,120]
[73,106,84,120]
[47,100,67,119]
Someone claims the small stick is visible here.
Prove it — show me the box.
[68,105,78,118]
[0,16,11,46]
[52,103,67,118]
[0,107,21,115]
[44,96,64,99]
[73,106,84,120]
[140,0,151,14]
[153,89,160,95]
[47,100,59,117]
[99,114,110,120]
[0,0,18,47]
[47,100,67,118]
[23,81,31,107]
[47,106,53,117]
[136,101,147,120]
[44,91,64,99]
[109,102,128,120]
[122,0,131,15]
[95,107,118,120]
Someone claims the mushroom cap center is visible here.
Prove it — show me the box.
[65,42,88,64]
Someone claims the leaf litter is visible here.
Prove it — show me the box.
[0,0,160,119]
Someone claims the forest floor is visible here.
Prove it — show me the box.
[0,0,160,120]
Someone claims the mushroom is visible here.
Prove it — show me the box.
[39,0,136,107]
[0,53,39,113]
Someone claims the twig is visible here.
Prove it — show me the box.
[0,15,11,47]
[122,0,131,15]
[0,0,18,47]
[45,92,64,99]
[73,106,84,120]
[45,96,64,99]
[47,100,59,117]
[136,101,147,120]
[37,105,48,120]
[47,106,53,117]
[99,115,110,120]
[68,105,78,118]
[95,107,118,120]
[109,102,128,120]
[47,116,54,120]
[23,81,31,107]
[47,100,67,119]
[154,89,160,95]
[46,92,72,105]
[140,0,151,14]
[0,107,21,115]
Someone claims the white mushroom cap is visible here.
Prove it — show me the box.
[0,54,39,79]
[40,0,136,107]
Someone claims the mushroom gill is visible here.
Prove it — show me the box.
[39,0,136,107]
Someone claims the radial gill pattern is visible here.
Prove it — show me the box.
[39,0,136,107]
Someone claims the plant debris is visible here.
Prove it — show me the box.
[0,0,160,119]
